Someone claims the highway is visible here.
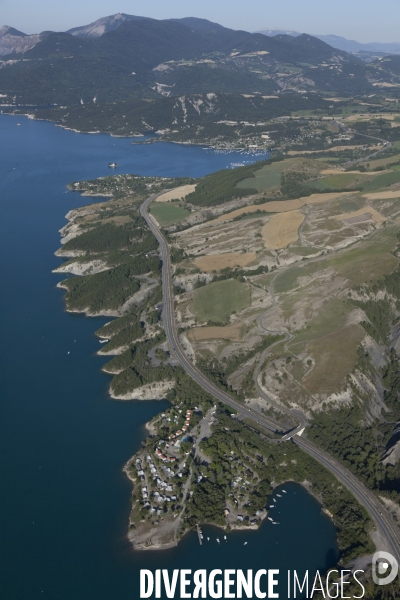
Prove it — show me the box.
[333,119,392,168]
[140,194,400,562]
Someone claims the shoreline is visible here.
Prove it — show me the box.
[123,443,340,552]
[110,380,175,401]
[2,110,269,152]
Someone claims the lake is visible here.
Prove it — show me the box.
[0,113,339,599]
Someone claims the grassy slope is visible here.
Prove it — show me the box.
[150,203,190,226]
[191,279,251,324]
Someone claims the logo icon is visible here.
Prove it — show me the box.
[372,551,398,586]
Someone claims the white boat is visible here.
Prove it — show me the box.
[277,494,282,498]
[224,536,227,540]
[273,499,276,503]
[268,517,273,521]
[207,537,210,541]
[99,339,109,344]
[244,542,248,546]
[282,490,287,493]
[269,505,274,508]
[216,538,220,544]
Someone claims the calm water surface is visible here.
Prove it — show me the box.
[0,114,339,599]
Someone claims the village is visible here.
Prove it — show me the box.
[125,401,275,548]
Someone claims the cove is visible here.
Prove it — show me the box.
[0,113,339,599]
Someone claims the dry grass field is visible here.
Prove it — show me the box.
[155,184,197,202]
[214,192,349,223]
[189,323,244,342]
[262,210,305,249]
[304,324,365,394]
[335,207,386,225]
[194,252,256,272]
[362,191,400,200]
[287,145,381,155]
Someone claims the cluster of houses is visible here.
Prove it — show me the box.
[136,454,181,514]
[168,409,192,440]
[155,448,176,462]
[135,457,145,479]
[134,407,196,518]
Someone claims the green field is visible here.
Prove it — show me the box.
[339,200,361,213]
[236,163,282,191]
[236,158,308,191]
[290,298,351,347]
[150,202,190,226]
[361,171,400,192]
[191,279,251,325]
[328,241,398,285]
[274,262,322,294]
[310,173,365,190]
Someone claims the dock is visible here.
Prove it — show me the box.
[196,524,203,545]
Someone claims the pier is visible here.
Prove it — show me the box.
[196,524,203,546]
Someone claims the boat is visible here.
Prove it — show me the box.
[99,339,109,344]
[282,490,287,493]
[244,542,248,546]
[207,537,210,541]
[277,494,282,498]
[268,517,273,521]
[273,499,276,503]
[269,505,274,508]
[216,538,220,544]
[108,162,119,168]
[224,536,227,540]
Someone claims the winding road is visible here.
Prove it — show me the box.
[140,194,400,562]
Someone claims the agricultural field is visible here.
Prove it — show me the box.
[188,323,244,342]
[213,191,349,223]
[262,210,305,249]
[155,184,197,202]
[191,279,251,325]
[360,171,400,192]
[309,172,371,190]
[150,202,190,226]
[236,158,324,192]
[171,155,400,422]
[194,252,256,272]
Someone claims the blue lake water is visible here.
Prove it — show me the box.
[0,113,339,599]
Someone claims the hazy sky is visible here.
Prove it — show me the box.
[2,0,400,43]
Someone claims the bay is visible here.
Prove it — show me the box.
[0,113,339,599]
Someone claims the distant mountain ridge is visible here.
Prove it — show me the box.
[2,13,400,57]
[258,29,400,55]
[0,17,367,106]
[0,13,399,108]
[0,25,50,55]
[66,13,148,38]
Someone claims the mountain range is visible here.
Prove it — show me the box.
[0,13,399,109]
[2,14,400,57]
